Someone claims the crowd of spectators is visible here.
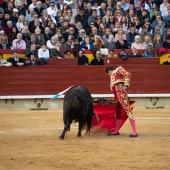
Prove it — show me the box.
[0,0,170,65]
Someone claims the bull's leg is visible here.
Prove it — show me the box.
[67,125,70,131]
[77,122,83,138]
[59,122,70,140]
[86,120,91,135]
[86,111,93,135]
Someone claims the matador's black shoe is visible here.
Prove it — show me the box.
[129,133,138,137]
[107,132,120,136]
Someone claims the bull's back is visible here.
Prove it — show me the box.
[64,86,92,102]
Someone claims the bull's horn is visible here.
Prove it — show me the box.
[93,113,99,125]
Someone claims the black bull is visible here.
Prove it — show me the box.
[59,86,98,140]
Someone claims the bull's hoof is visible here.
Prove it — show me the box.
[59,136,64,140]
[77,135,82,138]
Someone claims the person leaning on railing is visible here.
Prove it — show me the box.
[144,45,156,58]
[0,53,12,67]
[50,42,64,60]
[163,56,170,65]
[7,50,26,66]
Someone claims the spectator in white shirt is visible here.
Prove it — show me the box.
[64,0,73,5]
[47,2,58,17]
[160,0,168,17]
[46,36,58,49]
[38,43,50,64]
[161,3,170,19]
[29,0,37,9]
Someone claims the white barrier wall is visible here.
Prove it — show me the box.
[0,97,170,110]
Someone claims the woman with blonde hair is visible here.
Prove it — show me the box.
[78,29,87,44]
[112,22,121,36]
[64,9,75,25]
[16,15,26,32]
[115,28,126,42]
[114,9,123,23]
[153,34,163,49]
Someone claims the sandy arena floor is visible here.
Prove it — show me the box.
[0,108,170,170]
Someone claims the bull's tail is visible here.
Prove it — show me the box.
[93,113,99,125]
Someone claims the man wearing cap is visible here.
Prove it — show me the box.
[11,8,19,25]
[106,66,138,137]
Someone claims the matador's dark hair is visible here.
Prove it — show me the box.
[106,66,114,73]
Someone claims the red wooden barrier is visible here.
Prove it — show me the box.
[0,64,170,96]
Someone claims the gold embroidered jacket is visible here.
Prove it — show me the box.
[110,66,131,87]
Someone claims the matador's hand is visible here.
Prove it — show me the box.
[120,86,127,91]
